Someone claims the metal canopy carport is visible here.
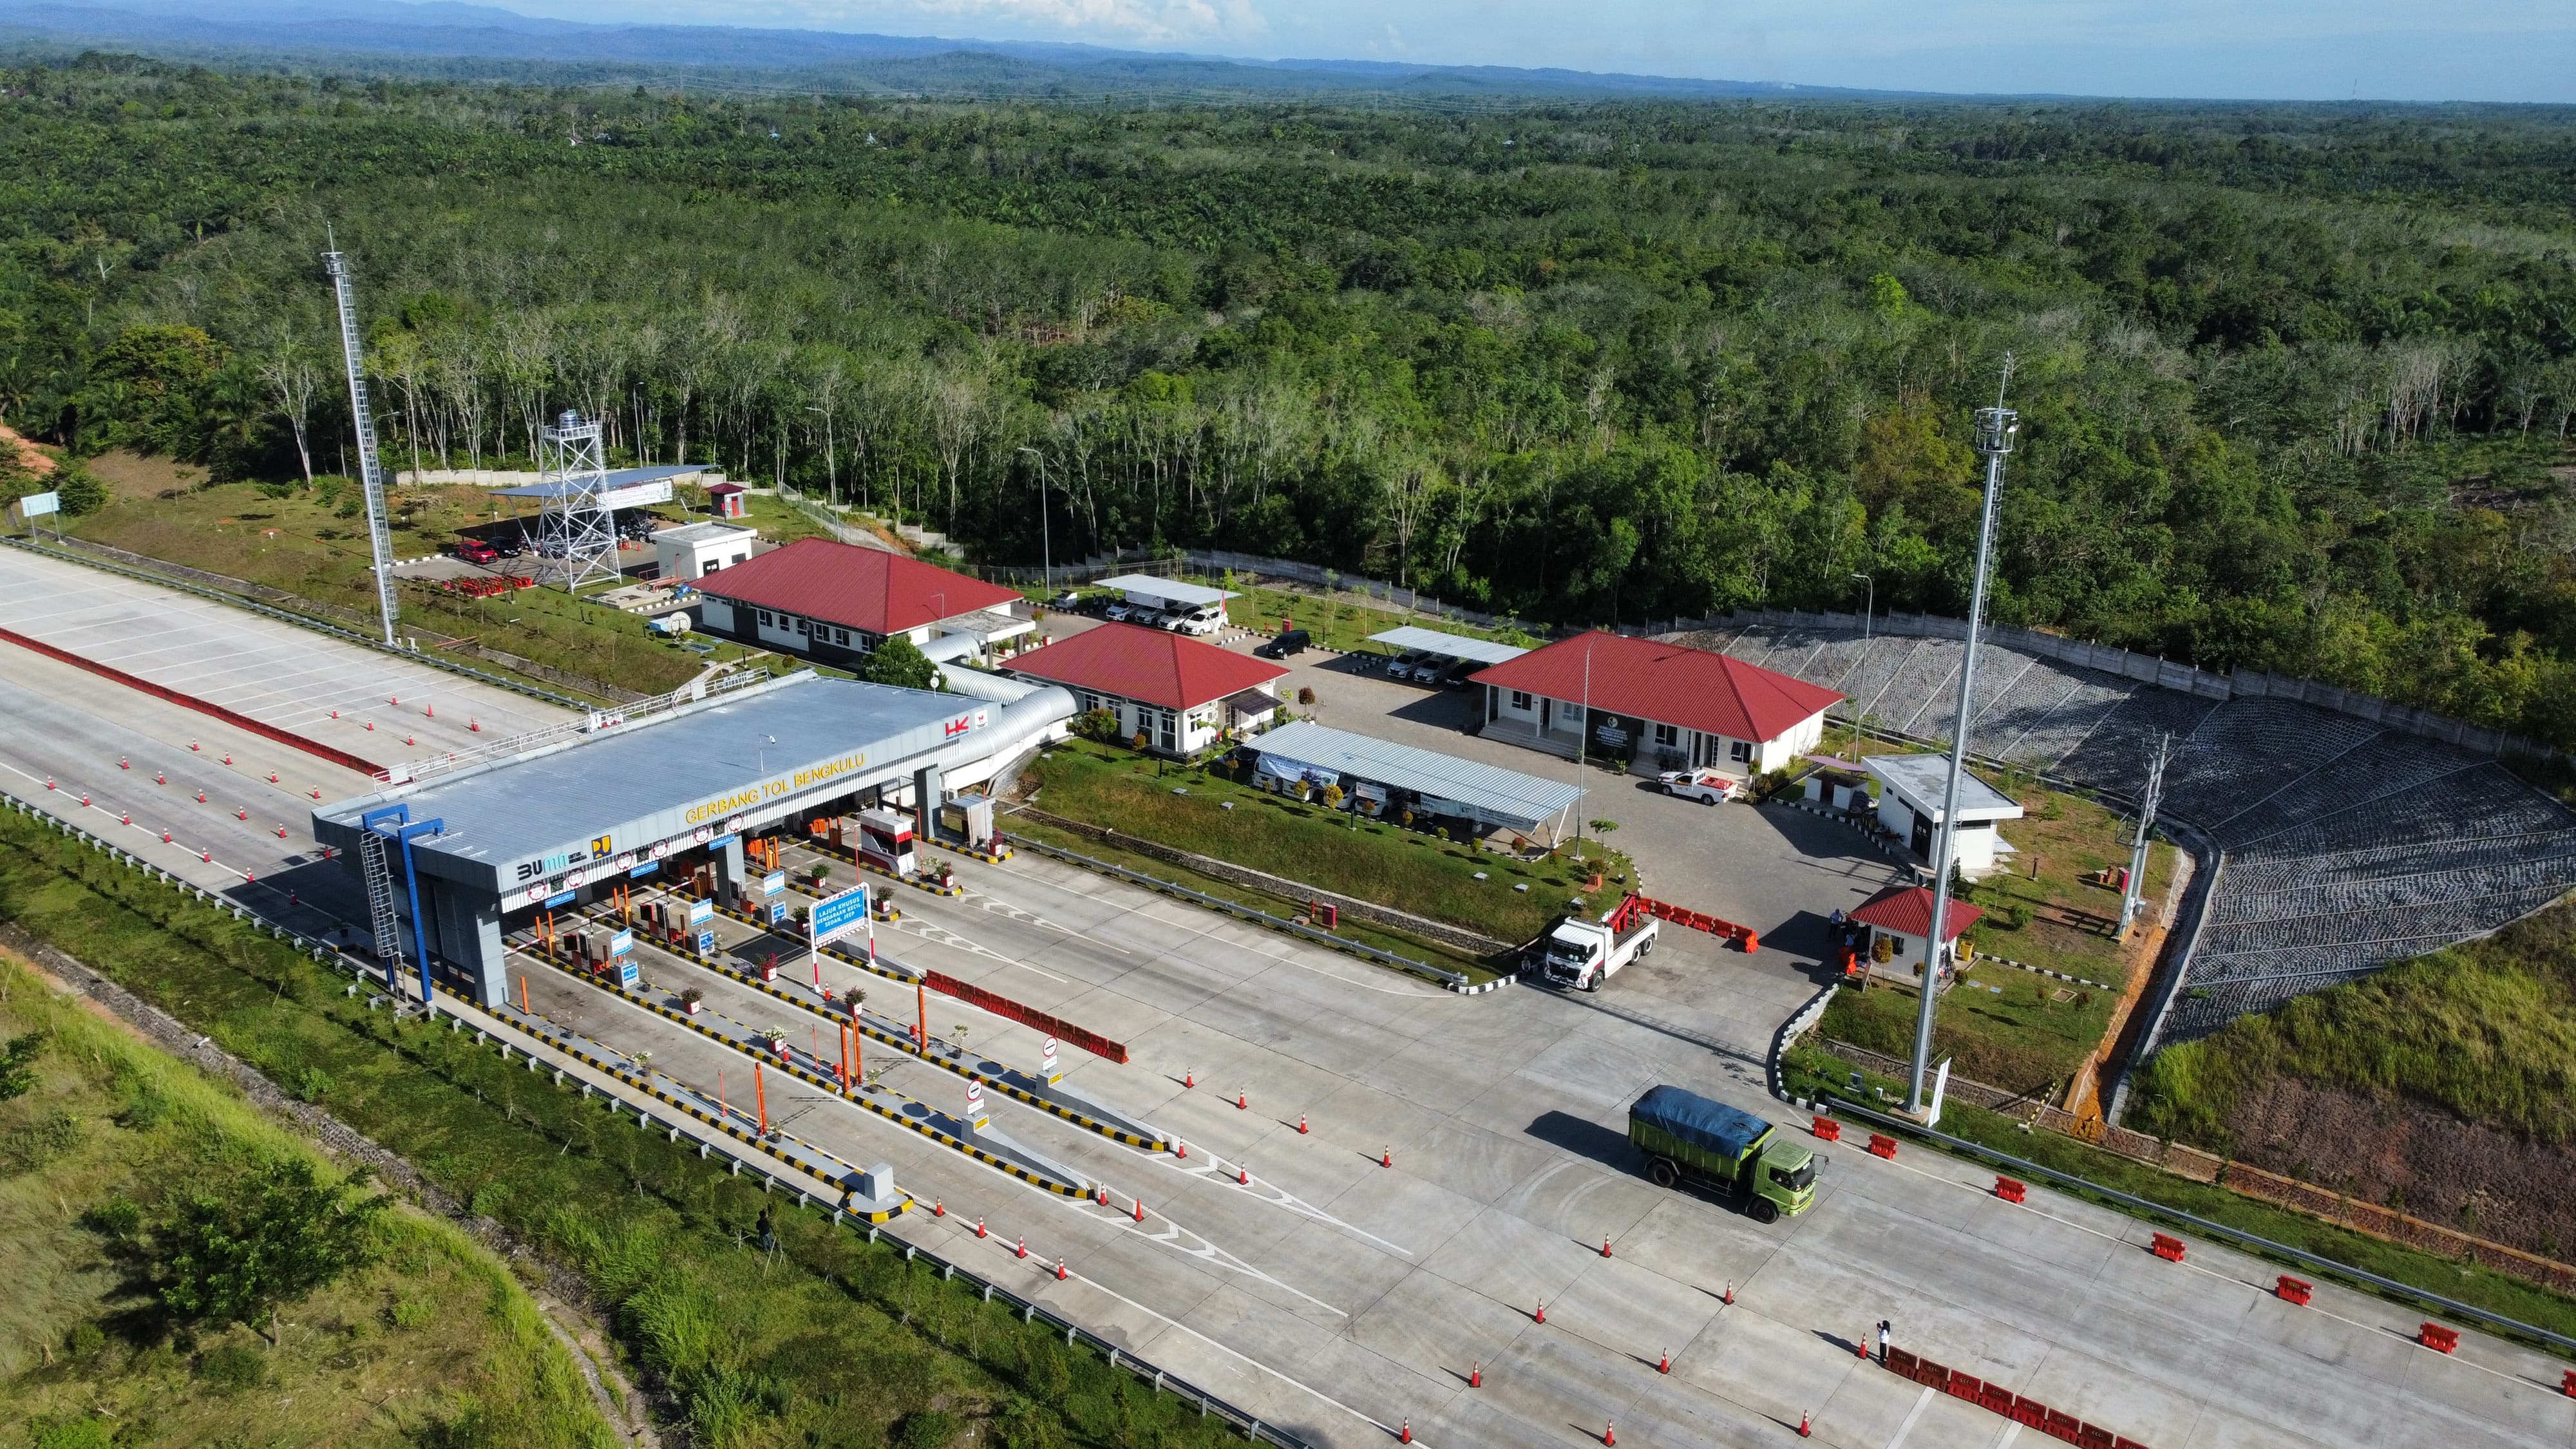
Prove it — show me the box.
[1097,573,1238,609]
[1366,625,1528,667]
[1247,720,1581,840]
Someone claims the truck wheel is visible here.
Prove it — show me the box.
[1638,935,1653,956]
[1749,1197,1780,1224]
[1584,976,1600,992]
[1648,1159,1680,1189]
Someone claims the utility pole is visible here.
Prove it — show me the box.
[1848,571,1873,762]
[1907,359,2017,1116]
[2121,733,2168,936]
[1017,446,1052,596]
[322,242,402,648]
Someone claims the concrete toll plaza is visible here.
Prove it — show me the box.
[310,669,1072,1009]
[6,543,2576,1448]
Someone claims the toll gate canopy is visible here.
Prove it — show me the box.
[1247,719,1580,839]
[311,670,1054,1009]
[1365,625,1528,667]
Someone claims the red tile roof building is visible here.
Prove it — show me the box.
[1468,631,1843,778]
[690,537,1032,665]
[1009,622,1287,756]
[1848,885,1984,943]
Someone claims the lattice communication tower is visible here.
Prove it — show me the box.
[322,247,402,647]
[535,410,619,592]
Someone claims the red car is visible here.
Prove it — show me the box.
[453,538,500,564]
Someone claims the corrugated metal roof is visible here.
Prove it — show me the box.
[1850,885,1983,942]
[1009,621,1285,710]
[1366,625,1528,666]
[314,674,977,893]
[1097,573,1238,609]
[1470,631,1842,744]
[1864,753,2023,822]
[690,538,1022,635]
[1249,720,1582,831]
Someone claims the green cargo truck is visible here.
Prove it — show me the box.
[1628,1084,1817,1222]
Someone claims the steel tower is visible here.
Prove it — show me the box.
[322,247,402,647]
[535,410,619,592]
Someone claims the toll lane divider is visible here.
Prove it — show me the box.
[1886,1347,2148,1448]
[530,949,1092,1199]
[0,790,1312,1449]
[578,905,1166,1150]
[1003,832,1473,990]
[497,1000,911,1222]
[0,621,392,780]
[1819,1095,2576,1358]
[703,897,1134,1065]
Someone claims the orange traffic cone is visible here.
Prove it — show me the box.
[1657,1347,1670,1374]
[1175,1140,1187,1159]
[1604,1420,1615,1446]
[1470,1362,1481,1388]
[1799,1410,1812,1437]
[1016,1236,1028,1259]
[1382,1146,1392,1168]
[1185,1068,1195,1088]
[1855,1331,1869,1359]
[932,1200,945,1217]
[1723,1281,1735,1305]
[1533,1300,1546,1324]
[1601,1234,1613,1258]
[1236,1164,1250,1185]
[1298,1113,1309,1133]
[1133,1197,1145,1222]
[1055,1258,1068,1282]
[469,718,480,732]
[1236,1091,1247,1110]
[1399,1420,1412,1443]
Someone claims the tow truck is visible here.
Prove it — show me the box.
[1535,891,1659,990]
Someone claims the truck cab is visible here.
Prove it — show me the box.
[1537,893,1658,990]
[1629,1084,1817,1222]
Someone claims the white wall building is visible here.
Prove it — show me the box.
[1864,753,2027,880]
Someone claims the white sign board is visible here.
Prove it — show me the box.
[963,1077,989,1132]
[762,870,786,896]
[17,490,59,517]
[1041,1036,1060,1083]
[1928,1057,1952,1129]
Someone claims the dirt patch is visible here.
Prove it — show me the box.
[84,447,205,498]
[2229,1075,2576,1261]
[0,423,57,478]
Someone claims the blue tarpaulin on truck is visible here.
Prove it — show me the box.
[1631,1085,1769,1159]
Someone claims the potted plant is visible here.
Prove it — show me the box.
[757,952,779,983]
[935,860,957,889]
[810,861,831,889]
[762,1028,790,1060]
[847,986,866,1020]
[679,987,705,1016]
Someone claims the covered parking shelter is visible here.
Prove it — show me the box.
[1365,625,1528,677]
[312,670,1070,1009]
[1244,719,1582,845]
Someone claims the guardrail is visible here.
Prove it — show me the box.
[1004,832,1470,988]
[0,784,1316,1446]
[1817,1095,2576,1359]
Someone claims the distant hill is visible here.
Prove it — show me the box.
[0,0,1911,101]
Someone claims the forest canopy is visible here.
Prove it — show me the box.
[10,55,2576,743]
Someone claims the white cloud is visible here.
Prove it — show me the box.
[752,0,1267,43]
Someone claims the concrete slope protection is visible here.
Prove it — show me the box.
[0,549,2570,1446]
[1696,619,2576,1052]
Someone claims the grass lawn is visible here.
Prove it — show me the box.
[0,952,614,1448]
[1023,738,1634,947]
[0,809,1272,1449]
[58,469,810,699]
[1780,1042,2576,1347]
[1822,974,2120,1096]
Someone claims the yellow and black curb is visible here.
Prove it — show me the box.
[559,909,1167,1154]
[489,1000,913,1223]
[527,952,1091,1200]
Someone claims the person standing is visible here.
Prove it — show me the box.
[1877,1320,1892,1363]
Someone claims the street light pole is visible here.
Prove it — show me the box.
[1907,360,2017,1117]
[1017,446,1052,597]
[1848,571,1873,762]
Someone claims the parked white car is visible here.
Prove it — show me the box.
[1385,650,1424,677]
[1105,601,1135,622]
[1657,768,1738,805]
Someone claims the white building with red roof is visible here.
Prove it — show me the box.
[690,538,1034,667]
[1007,621,1288,757]
[1848,884,1985,974]
[1468,630,1843,779]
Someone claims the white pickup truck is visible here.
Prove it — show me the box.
[1656,768,1737,805]
[1537,894,1660,990]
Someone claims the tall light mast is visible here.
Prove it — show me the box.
[1907,358,2018,1115]
[323,244,403,648]
[2121,734,2169,936]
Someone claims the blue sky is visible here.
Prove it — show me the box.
[504,0,2576,102]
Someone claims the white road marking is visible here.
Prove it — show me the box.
[1884,1385,1933,1448]
[883,916,1068,981]
[1150,1146,1416,1258]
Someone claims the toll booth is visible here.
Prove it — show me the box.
[937,791,997,851]
[857,807,916,878]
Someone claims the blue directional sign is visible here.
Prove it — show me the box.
[616,959,641,990]
[762,871,786,896]
[696,930,716,954]
[687,898,714,926]
[610,929,634,957]
[544,890,577,909]
[809,885,871,951]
